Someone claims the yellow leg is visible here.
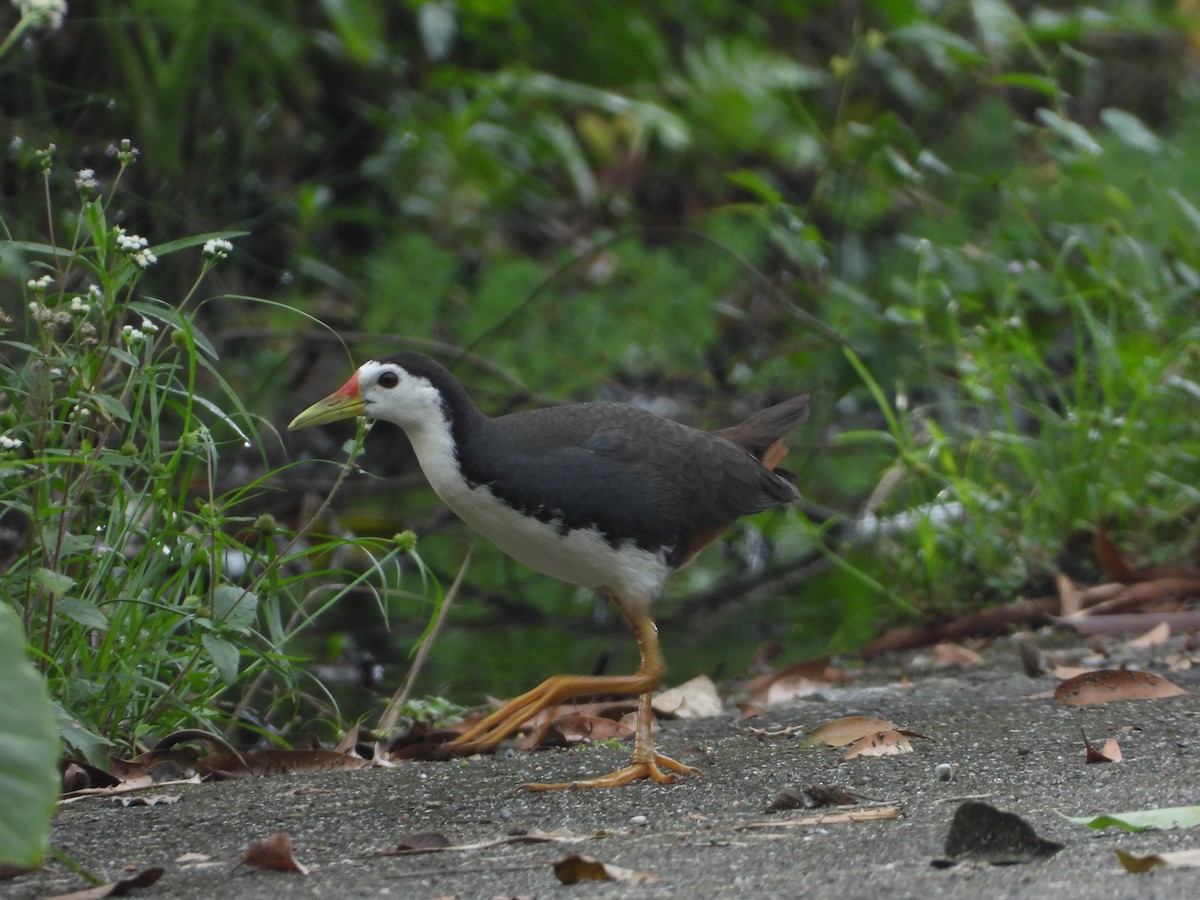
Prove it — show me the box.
[523,690,700,791]
[444,600,700,790]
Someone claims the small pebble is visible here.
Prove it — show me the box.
[935,763,954,782]
[630,814,648,826]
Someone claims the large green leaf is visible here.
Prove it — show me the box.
[0,604,60,867]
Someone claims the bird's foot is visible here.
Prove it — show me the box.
[521,751,700,791]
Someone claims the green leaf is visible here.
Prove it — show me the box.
[1036,109,1101,156]
[33,567,74,595]
[1100,108,1162,154]
[725,169,782,206]
[988,72,1061,98]
[972,0,1025,60]
[55,598,109,629]
[1061,806,1200,832]
[150,230,248,258]
[0,604,60,867]
[201,633,240,684]
[213,586,258,634]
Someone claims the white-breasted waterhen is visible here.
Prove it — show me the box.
[289,352,809,790]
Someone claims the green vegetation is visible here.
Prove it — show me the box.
[2,0,1198,801]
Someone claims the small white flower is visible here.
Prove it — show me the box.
[75,168,99,191]
[116,232,149,251]
[121,324,147,345]
[202,238,233,260]
[27,273,53,292]
[88,284,103,300]
[111,138,140,166]
[0,434,23,450]
[131,248,157,269]
[72,404,91,419]
[139,317,158,334]
[70,297,90,315]
[15,0,67,32]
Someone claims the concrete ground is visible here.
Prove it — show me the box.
[11,633,1200,899]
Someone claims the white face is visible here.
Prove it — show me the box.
[357,360,447,431]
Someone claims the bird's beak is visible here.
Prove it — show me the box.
[288,372,366,430]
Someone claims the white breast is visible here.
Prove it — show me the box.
[404,419,670,613]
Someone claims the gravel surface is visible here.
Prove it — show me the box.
[11,635,1200,899]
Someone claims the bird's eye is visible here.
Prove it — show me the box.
[378,370,400,389]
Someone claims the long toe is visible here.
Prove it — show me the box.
[521,752,701,791]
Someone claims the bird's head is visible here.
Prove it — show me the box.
[288,357,454,432]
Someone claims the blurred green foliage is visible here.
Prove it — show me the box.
[3,0,1200,704]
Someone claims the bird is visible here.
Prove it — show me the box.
[288,351,809,790]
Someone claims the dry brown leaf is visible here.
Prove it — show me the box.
[743,656,852,707]
[238,833,308,875]
[550,715,634,743]
[1127,621,1171,648]
[1055,669,1190,706]
[1056,572,1086,617]
[1115,847,1200,872]
[1081,729,1123,763]
[748,639,785,675]
[933,642,983,667]
[653,674,723,719]
[45,867,164,899]
[840,730,913,760]
[552,854,660,885]
[1060,611,1200,636]
[803,716,899,748]
[1096,528,1138,581]
[1049,664,1097,681]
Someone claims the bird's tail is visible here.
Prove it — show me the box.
[714,395,810,471]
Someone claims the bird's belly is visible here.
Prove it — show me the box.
[439,482,670,605]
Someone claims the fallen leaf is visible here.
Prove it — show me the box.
[653,675,723,719]
[237,833,308,874]
[1061,805,1200,832]
[1115,847,1200,872]
[1056,572,1086,617]
[552,854,660,885]
[60,759,121,793]
[1054,669,1189,705]
[933,642,983,667]
[1096,528,1138,581]
[1049,664,1096,681]
[743,656,851,707]
[934,801,1063,866]
[548,715,634,743]
[767,783,863,811]
[748,640,784,675]
[1126,621,1171,648]
[115,794,181,807]
[1080,729,1122,763]
[841,730,913,760]
[803,716,899,748]
[45,867,164,899]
